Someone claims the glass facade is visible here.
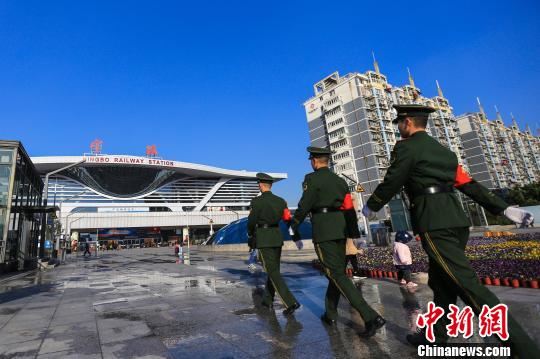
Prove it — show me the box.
[45,173,260,212]
[0,141,43,273]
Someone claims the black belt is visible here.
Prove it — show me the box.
[415,184,455,197]
[256,224,279,228]
[311,207,340,214]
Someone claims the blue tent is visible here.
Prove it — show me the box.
[207,218,312,245]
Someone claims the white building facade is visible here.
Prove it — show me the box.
[32,155,286,235]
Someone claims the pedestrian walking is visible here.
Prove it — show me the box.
[393,231,417,288]
[362,104,538,357]
[291,147,385,337]
[83,242,91,257]
[345,238,363,278]
[247,173,301,315]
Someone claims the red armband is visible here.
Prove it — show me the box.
[282,208,291,222]
[340,193,354,210]
[454,165,473,188]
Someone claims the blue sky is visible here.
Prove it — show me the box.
[1,1,539,204]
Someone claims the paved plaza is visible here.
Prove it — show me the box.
[0,247,538,358]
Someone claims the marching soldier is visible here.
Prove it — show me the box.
[291,147,385,337]
[247,173,301,316]
[363,104,538,357]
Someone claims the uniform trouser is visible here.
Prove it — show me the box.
[421,227,539,359]
[258,247,297,308]
[314,239,379,323]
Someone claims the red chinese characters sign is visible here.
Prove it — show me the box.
[446,304,474,339]
[146,145,158,157]
[417,302,445,342]
[479,304,509,341]
[90,139,103,154]
[416,302,509,343]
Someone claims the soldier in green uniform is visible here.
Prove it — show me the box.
[363,104,538,357]
[291,147,386,337]
[247,173,301,316]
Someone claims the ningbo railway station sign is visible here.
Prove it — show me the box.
[84,155,175,167]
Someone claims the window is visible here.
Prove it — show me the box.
[331,139,348,149]
[328,118,344,127]
[333,151,350,161]
[328,128,345,139]
[335,162,353,172]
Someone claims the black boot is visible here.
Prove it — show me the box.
[406,329,447,347]
[359,316,386,338]
[283,302,300,316]
[320,313,337,326]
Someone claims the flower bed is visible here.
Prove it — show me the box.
[357,233,540,281]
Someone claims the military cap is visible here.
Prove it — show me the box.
[307,146,332,159]
[392,104,436,124]
[256,172,274,183]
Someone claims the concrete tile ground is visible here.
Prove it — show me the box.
[0,246,538,358]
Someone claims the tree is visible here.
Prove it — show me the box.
[507,182,540,206]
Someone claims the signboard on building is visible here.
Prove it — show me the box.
[307,103,317,113]
[83,155,175,167]
[97,207,150,213]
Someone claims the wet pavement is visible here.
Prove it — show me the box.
[0,247,538,358]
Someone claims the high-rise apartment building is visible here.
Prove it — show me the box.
[508,114,540,183]
[303,59,469,227]
[456,99,540,189]
[304,68,396,223]
[391,71,468,169]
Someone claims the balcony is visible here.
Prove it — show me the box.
[323,97,342,111]
[329,133,347,144]
[326,121,345,132]
[324,109,342,121]
[378,101,389,110]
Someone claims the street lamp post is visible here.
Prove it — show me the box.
[40,159,86,258]
[202,214,214,236]
[230,210,240,221]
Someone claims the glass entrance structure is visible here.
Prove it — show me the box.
[0,141,44,273]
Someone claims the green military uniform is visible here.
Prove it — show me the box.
[247,173,299,312]
[366,104,539,358]
[291,147,382,329]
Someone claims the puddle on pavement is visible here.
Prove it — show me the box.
[0,307,21,315]
[232,307,258,316]
[100,311,142,321]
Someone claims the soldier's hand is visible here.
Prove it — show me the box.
[362,205,377,220]
[294,240,303,250]
[504,206,534,226]
[247,235,255,250]
[247,249,257,265]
